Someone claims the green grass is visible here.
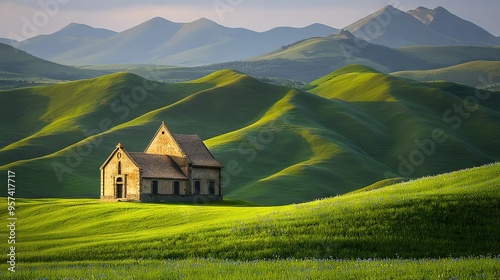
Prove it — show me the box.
[392,60,500,88]
[1,163,499,262]
[4,258,499,279]
[0,163,499,278]
[1,66,500,204]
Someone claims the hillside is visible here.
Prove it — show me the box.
[0,38,17,45]
[0,42,105,87]
[16,23,117,59]
[392,60,500,88]
[3,163,499,262]
[398,45,500,66]
[249,31,420,67]
[204,31,434,82]
[208,33,500,83]
[1,67,499,204]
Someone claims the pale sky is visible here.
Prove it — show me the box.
[1,0,499,41]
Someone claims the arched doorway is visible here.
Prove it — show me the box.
[116,177,124,198]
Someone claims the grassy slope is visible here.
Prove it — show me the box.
[398,46,500,66]
[391,60,500,88]
[9,258,500,279]
[307,65,500,175]
[234,35,434,82]
[0,42,104,82]
[249,35,430,71]
[2,163,499,262]
[0,70,295,200]
[1,67,500,205]
[183,42,500,84]
[80,45,500,85]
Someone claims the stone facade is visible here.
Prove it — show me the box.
[100,122,223,202]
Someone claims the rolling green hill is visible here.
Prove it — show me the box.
[0,42,105,88]
[392,60,500,88]
[398,46,500,66]
[3,163,499,262]
[77,42,500,85]
[196,36,500,83]
[232,31,434,82]
[1,67,499,204]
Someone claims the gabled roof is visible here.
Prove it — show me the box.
[128,153,188,179]
[99,143,139,170]
[101,123,223,176]
[173,134,223,168]
[144,121,185,158]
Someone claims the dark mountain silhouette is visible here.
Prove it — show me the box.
[344,5,461,47]
[408,6,500,45]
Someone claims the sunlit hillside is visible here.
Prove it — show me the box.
[1,66,499,204]
[2,163,498,262]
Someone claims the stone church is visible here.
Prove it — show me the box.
[100,122,223,202]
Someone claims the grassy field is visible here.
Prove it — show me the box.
[392,60,500,88]
[0,163,499,278]
[3,258,499,279]
[2,163,499,260]
[1,66,500,204]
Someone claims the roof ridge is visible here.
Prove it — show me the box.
[128,152,188,179]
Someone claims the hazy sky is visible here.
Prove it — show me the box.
[1,0,499,41]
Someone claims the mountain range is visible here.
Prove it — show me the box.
[10,18,337,66]
[1,66,499,204]
[345,5,499,47]
[408,6,499,45]
[172,36,500,83]
[3,5,498,66]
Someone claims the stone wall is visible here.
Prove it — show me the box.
[101,147,140,200]
[139,194,222,203]
[191,167,222,196]
[141,178,189,195]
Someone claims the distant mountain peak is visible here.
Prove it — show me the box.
[334,29,357,40]
[380,4,403,14]
[190,17,221,27]
[58,22,114,34]
[408,5,497,44]
[195,17,214,23]
[407,6,435,25]
[408,6,454,25]
[63,22,87,28]
[140,16,177,26]
[433,6,450,13]
[31,22,117,42]
[149,16,172,22]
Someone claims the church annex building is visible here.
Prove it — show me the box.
[100,122,223,202]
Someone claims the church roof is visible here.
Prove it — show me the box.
[128,152,188,179]
[172,134,223,168]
